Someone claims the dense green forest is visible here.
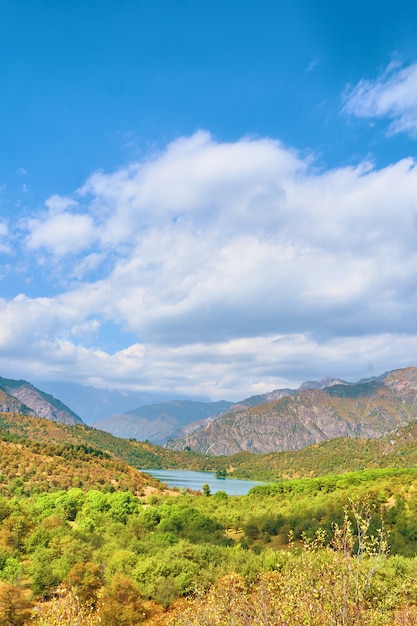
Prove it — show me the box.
[2,413,417,623]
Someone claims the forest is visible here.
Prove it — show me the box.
[2,415,417,624]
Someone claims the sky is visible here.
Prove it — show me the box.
[0,0,417,400]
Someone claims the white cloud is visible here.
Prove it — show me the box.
[343,61,417,137]
[70,253,104,280]
[24,196,97,256]
[5,132,417,396]
[45,194,79,213]
[0,326,416,400]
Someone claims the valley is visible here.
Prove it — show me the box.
[1,367,417,624]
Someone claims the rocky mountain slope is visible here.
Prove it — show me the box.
[228,420,417,481]
[166,367,417,455]
[0,376,83,425]
[0,386,35,415]
[171,377,348,441]
[93,399,233,444]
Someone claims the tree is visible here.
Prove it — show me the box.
[65,562,102,606]
[98,575,147,625]
[0,582,31,626]
[202,484,211,497]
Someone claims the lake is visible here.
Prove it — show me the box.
[143,468,263,495]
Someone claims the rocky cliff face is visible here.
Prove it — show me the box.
[0,377,83,425]
[167,367,417,455]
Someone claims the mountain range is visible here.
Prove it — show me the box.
[86,376,351,444]
[1,367,417,458]
[166,367,417,455]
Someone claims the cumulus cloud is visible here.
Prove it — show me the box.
[66,136,417,344]
[0,325,416,400]
[343,61,417,137]
[24,195,97,256]
[5,131,417,396]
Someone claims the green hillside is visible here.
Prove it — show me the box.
[227,420,417,481]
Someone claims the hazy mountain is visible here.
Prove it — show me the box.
[0,376,83,425]
[93,399,233,444]
[35,380,205,424]
[166,367,417,455]
[24,376,350,437]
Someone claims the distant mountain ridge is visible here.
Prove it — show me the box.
[5,395,417,485]
[0,376,83,425]
[93,399,233,444]
[35,380,183,424]
[166,367,417,455]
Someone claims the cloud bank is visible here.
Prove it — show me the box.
[1,130,417,397]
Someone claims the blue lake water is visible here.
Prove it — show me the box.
[143,468,263,495]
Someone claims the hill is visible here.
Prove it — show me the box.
[0,376,83,425]
[0,411,217,474]
[226,420,417,481]
[166,367,417,455]
[0,427,162,496]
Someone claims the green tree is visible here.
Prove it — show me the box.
[215,468,227,479]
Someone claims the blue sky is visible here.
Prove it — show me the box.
[0,0,417,399]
